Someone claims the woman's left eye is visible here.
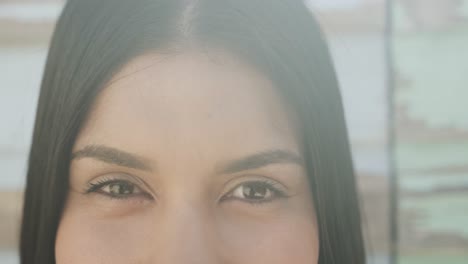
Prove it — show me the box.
[226,181,287,204]
[103,181,137,196]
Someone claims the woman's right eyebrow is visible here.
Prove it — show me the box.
[71,144,153,172]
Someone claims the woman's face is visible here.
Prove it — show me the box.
[55,51,319,263]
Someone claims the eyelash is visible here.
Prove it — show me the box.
[222,179,289,205]
[85,177,152,200]
[85,177,288,205]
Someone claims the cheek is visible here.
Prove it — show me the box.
[55,192,319,264]
[55,209,152,264]
[218,212,319,264]
[55,211,319,264]
[266,225,318,263]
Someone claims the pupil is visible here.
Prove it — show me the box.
[243,183,267,199]
[109,182,133,195]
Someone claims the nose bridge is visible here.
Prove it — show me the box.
[151,198,220,264]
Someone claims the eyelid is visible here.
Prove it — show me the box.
[220,176,290,203]
[223,175,289,192]
[84,173,154,199]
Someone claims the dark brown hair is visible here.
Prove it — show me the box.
[20,0,365,263]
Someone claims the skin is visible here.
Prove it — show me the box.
[55,50,319,264]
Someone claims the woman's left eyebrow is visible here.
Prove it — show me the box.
[71,144,153,171]
[217,149,305,174]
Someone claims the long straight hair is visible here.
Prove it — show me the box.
[20,0,365,263]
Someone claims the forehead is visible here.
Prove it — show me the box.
[74,51,301,164]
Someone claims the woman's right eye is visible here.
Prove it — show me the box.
[86,178,151,200]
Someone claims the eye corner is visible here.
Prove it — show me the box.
[84,174,154,201]
[220,178,289,206]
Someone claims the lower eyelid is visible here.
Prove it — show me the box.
[85,177,289,205]
[103,192,147,200]
[92,190,154,205]
[85,178,151,198]
[223,181,288,202]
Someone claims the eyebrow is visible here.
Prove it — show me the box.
[72,145,304,174]
[217,149,304,174]
[71,145,152,171]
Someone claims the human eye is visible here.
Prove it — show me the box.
[84,175,152,200]
[222,178,289,205]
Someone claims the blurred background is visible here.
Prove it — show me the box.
[0,0,467,263]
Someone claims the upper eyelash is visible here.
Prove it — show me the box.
[223,179,289,204]
[84,175,146,195]
[84,178,154,201]
[84,176,120,194]
[85,179,123,194]
[84,177,288,204]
